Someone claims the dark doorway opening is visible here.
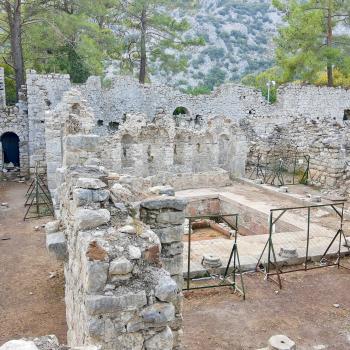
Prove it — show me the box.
[1,132,20,167]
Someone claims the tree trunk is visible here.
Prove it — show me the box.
[139,7,147,84]
[5,0,25,101]
[326,4,333,87]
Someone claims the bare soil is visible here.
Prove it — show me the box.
[1,181,350,350]
[0,181,66,344]
[183,268,350,350]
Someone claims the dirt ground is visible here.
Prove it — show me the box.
[0,181,66,344]
[1,181,350,350]
[183,268,350,350]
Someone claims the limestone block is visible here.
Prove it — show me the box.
[268,335,296,350]
[151,225,184,244]
[73,188,93,206]
[128,245,142,260]
[141,197,187,211]
[161,242,184,257]
[109,257,133,275]
[75,208,110,230]
[141,303,175,324]
[65,135,99,152]
[154,274,178,302]
[85,291,147,315]
[45,220,60,234]
[46,232,67,261]
[0,340,38,350]
[86,261,109,293]
[92,189,110,202]
[149,185,175,196]
[144,326,174,350]
[76,177,107,189]
[161,255,183,275]
[110,183,134,203]
[156,211,185,225]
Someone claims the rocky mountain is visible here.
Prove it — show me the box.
[157,0,281,91]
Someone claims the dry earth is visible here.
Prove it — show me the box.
[1,181,350,350]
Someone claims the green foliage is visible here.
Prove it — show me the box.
[184,85,211,95]
[0,64,16,105]
[119,0,203,81]
[273,0,350,85]
[241,67,284,103]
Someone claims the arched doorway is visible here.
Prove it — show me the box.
[1,132,20,167]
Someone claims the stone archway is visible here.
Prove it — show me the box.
[1,131,20,167]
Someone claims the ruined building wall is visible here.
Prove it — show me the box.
[48,91,185,349]
[26,71,71,169]
[0,81,29,176]
[25,72,350,173]
[99,112,247,185]
[243,114,350,192]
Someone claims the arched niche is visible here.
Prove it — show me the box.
[1,132,20,167]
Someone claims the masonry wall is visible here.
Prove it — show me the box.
[50,92,185,349]
[243,114,350,192]
[0,87,29,176]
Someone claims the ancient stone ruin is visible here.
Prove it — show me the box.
[1,69,350,349]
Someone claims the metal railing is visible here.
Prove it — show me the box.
[256,202,350,289]
[183,214,245,299]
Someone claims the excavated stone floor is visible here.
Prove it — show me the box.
[177,181,350,278]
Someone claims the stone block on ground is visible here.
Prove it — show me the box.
[46,232,67,261]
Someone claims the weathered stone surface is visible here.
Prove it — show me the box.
[141,197,187,211]
[73,188,92,206]
[46,232,67,261]
[151,225,184,244]
[0,340,38,350]
[160,255,183,275]
[86,261,109,293]
[75,208,110,230]
[85,291,147,315]
[76,177,107,189]
[141,303,175,324]
[110,183,134,203]
[161,242,184,257]
[92,189,110,202]
[128,245,142,260]
[45,220,60,234]
[154,274,178,302]
[156,211,185,225]
[109,257,134,275]
[149,186,175,197]
[144,326,174,350]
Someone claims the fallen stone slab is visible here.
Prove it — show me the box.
[46,232,67,261]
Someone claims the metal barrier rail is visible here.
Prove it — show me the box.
[184,214,245,299]
[256,202,350,289]
[248,153,311,186]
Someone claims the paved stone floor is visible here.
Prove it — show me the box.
[177,182,350,277]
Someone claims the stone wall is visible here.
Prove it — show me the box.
[0,87,29,177]
[47,92,186,349]
[23,71,350,174]
[99,112,247,180]
[242,114,350,193]
[26,71,71,170]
